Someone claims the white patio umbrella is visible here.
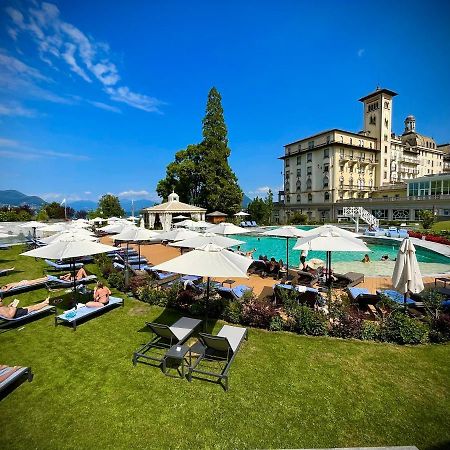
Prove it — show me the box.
[261,226,307,271]
[98,222,132,234]
[207,222,252,235]
[22,237,116,305]
[301,224,361,239]
[153,228,200,242]
[173,215,189,220]
[41,229,96,245]
[40,223,67,233]
[234,211,250,217]
[92,217,106,224]
[152,243,253,329]
[169,232,245,250]
[173,219,197,228]
[293,229,370,286]
[127,216,140,222]
[190,220,214,230]
[392,237,424,306]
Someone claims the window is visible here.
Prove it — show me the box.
[350,138,353,145]
[384,101,389,109]
[323,163,329,173]
[324,148,329,158]
[308,141,314,149]
[384,159,387,167]
[384,171,387,179]
[384,134,388,141]
[297,194,301,202]
[297,155,301,165]
[308,193,312,202]
[324,192,330,201]
[297,168,301,177]
[370,142,373,149]
[443,179,450,195]
[359,139,364,147]
[307,166,312,176]
[385,118,389,128]
[384,146,387,153]
[307,152,312,162]
[296,181,301,192]
[306,179,312,190]
[285,159,290,167]
[326,135,331,144]
[286,195,290,203]
[323,176,329,188]
[297,143,302,151]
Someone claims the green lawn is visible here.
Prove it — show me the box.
[432,220,450,232]
[1,245,449,450]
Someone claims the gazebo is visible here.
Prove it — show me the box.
[206,211,228,224]
[142,192,207,231]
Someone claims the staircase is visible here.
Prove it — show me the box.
[341,206,379,232]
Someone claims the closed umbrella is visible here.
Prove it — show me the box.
[293,229,370,286]
[261,226,306,272]
[392,237,424,307]
[152,243,252,329]
[22,237,116,306]
[207,222,252,235]
[169,232,245,250]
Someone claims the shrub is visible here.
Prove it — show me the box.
[136,285,168,307]
[107,271,125,291]
[269,315,285,331]
[329,310,362,339]
[223,300,243,324]
[421,288,445,320]
[291,306,327,336]
[429,314,450,343]
[129,275,150,296]
[419,210,435,229]
[242,298,277,329]
[95,254,114,278]
[380,312,429,345]
[361,320,381,341]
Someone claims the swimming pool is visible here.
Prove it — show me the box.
[236,231,450,276]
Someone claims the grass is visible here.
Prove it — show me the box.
[1,245,450,449]
[432,220,450,232]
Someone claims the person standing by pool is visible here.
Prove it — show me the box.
[300,250,309,270]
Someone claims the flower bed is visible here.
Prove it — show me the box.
[407,230,450,245]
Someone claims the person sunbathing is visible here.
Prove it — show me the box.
[0,297,50,319]
[59,267,88,281]
[0,365,22,383]
[1,276,49,292]
[86,282,111,308]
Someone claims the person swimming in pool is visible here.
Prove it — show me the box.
[361,254,371,263]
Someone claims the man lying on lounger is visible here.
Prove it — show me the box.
[86,282,111,308]
[0,365,23,383]
[59,267,88,281]
[1,276,49,292]
[0,297,50,319]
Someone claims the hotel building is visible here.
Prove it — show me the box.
[275,87,450,223]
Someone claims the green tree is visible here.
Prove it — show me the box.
[419,210,435,229]
[98,194,124,218]
[289,212,308,225]
[157,87,242,214]
[36,208,49,221]
[247,190,274,225]
[44,202,74,219]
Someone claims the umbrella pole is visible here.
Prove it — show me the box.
[125,242,129,289]
[138,243,141,270]
[286,238,289,280]
[72,258,77,308]
[204,276,210,332]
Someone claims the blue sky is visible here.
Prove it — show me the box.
[1,0,449,205]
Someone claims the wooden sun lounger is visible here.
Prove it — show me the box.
[133,317,202,367]
[188,325,248,391]
[0,366,33,398]
[55,297,124,330]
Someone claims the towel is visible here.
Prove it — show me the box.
[295,285,307,293]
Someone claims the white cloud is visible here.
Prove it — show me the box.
[0,52,49,81]
[118,190,151,198]
[5,2,162,113]
[84,191,91,195]
[0,137,90,161]
[357,48,365,57]
[0,103,37,117]
[87,100,121,113]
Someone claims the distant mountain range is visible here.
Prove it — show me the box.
[242,194,252,208]
[0,190,46,208]
[69,198,156,214]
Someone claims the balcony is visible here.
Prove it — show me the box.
[399,167,419,175]
[399,156,419,165]
[336,194,450,204]
[338,184,375,192]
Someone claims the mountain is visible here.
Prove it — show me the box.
[0,190,46,208]
[69,200,98,211]
[68,198,156,214]
[242,194,252,208]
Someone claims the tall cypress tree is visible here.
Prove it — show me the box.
[156,87,242,214]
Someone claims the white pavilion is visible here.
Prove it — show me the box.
[142,192,207,231]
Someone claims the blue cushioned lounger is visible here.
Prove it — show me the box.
[0,366,33,397]
[55,296,124,330]
[377,289,416,305]
[0,277,50,298]
[47,274,97,288]
[347,287,370,300]
[218,284,252,301]
[0,304,56,328]
[0,244,11,250]
[45,259,84,271]
[0,268,14,276]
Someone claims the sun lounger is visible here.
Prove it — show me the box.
[0,366,33,398]
[285,270,318,287]
[113,262,152,277]
[188,324,248,391]
[45,259,84,271]
[132,316,202,367]
[0,268,14,276]
[217,284,252,301]
[55,296,124,330]
[0,277,50,298]
[347,287,380,308]
[47,274,97,288]
[250,221,257,227]
[0,304,56,328]
[376,289,416,305]
[333,271,364,288]
[145,267,181,286]
[274,283,320,307]
[0,244,11,250]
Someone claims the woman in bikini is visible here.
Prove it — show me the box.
[59,267,88,281]
[86,282,111,308]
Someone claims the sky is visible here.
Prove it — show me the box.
[1,0,450,205]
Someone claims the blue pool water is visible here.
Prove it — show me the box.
[235,230,450,276]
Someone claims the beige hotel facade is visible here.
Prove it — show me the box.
[275,87,450,223]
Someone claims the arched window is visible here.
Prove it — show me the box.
[324,192,330,201]
[349,177,353,188]
[307,193,312,202]
[306,179,312,190]
[323,176,329,188]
